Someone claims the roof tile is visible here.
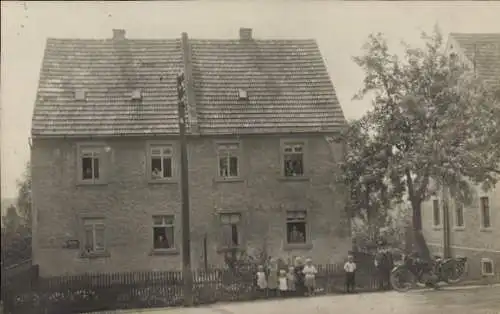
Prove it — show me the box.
[32,34,345,137]
[190,39,344,134]
[32,38,183,137]
[450,33,500,89]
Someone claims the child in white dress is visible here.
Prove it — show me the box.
[256,265,268,296]
[278,269,288,296]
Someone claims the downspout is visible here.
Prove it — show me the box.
[442,186,451,258]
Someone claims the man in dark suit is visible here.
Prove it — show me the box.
[374,239,394,290]
[293,257,306,296]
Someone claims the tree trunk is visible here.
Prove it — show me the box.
[364,184,378,242]
[406,170,431,260]
[410,200,431,260]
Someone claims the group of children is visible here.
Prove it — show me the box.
[255,257,318,297]
[255,254,358,297]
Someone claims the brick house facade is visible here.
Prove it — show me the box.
[31,28,350,277]
[422,33,500,281]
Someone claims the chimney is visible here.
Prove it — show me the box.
[112,29,126,40]
[239,28,253,41]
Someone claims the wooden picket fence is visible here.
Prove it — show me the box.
[2,261,380,314]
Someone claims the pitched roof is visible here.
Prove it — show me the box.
[450,33,500,88]
[31,30,345,138]
[190,39,344,134]
[32,38,183,137]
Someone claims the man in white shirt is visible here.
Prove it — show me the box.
[344,254,357,293]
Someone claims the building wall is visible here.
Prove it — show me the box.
[433,35,500,281]
[31,134,351,277]
[422,185,500,280]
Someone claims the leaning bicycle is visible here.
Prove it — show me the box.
[390,253,467,292]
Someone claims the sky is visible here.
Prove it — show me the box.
[1,1,500,199]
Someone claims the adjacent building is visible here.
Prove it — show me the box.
[31,28,350,277]
[422,33,500,281]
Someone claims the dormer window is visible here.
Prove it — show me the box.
[238,89,248,100]
[131,89,142,100]
[74,90,86,101]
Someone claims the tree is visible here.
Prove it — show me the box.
[338,118,402,242]
[349,27,500,259]
[1,205,32,267]
[16,162,32,230]
[351,203,411,251]
[339,119,411,250]
[3,205,21,234]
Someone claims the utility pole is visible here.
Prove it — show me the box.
[177,70,193,306]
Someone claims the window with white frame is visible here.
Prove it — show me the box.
[454,202,465,228]
[217,143,240,178]
[79,146,103,183]
[152,215,175,250]
[480,197,491,229]
[481,258,494,276]
[282,142,305,177]
[220,213,241,248]
[432,199,441,227]
[82,218,106,254]
[286,210,307,244]
[149,144,173,180]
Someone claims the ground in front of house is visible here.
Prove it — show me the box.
[92,285,500,314]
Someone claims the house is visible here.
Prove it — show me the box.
[422,33,500,281]
[30,28,350,277]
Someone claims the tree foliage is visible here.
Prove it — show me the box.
[1,163,32,267]
[341,27,500,257]
[3,205,22,234]
[1,205,32,267]
[16,162,32,230]
[352,205,411,252]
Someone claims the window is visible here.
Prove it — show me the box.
[82,218,105,254]
[282,142,305,177]
[74,90,86,101]
[131,89,142,100]
[238,89,248,100]
[454,202,465,228]
[220,213,241,248]
[432,199,441,227]
[217,143,240,178]
[481,258,494,276]
[149,144,174,181]
[286,210,307,244]
[480,197,491,229]
[79,146,104,184]
[152,215,175,250]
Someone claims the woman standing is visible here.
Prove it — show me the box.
[267,258,279,296]
[302,258,318,296]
